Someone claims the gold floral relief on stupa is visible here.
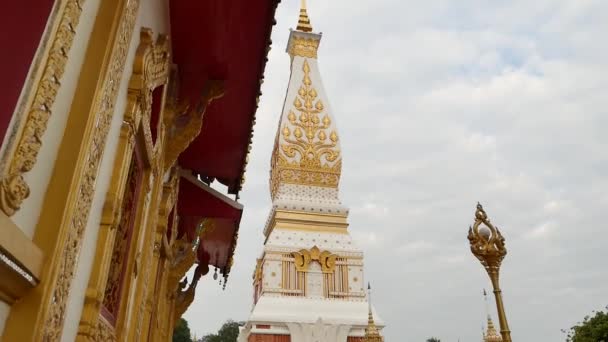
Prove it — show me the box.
[288,36,319,59]
[270,59,341,198]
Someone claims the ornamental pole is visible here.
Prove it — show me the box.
[467,203,512,342]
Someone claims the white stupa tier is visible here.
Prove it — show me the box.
[238,3,385,342]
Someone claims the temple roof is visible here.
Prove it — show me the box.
[172,0,280,194]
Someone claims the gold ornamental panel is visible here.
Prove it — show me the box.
[293,246,337,273]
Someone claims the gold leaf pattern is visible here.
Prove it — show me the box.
[270,58,341,199]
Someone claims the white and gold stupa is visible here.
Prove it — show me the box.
[238,2,385,341]
[483,316,503,342]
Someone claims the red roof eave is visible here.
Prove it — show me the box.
[177,171,243,271]
[172,0,281,195]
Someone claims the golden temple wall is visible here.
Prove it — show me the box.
[0,0,105,336]
[0,0,184,340]
[9,0,103,240]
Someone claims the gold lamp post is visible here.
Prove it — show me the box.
[468,203,512,342]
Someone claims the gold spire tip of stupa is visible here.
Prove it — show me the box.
[296,0,313,32]
[485,315,503,342]
[364,283,383,342]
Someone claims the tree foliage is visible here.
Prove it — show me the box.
[173,318,192,342]
[564,306,608,342]
[426,338,441,342]
[202,320,241,342]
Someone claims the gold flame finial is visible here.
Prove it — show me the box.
[296,0,313,32]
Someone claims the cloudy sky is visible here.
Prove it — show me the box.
[184,1,608,340]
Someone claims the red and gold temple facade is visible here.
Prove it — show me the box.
[0,0,279,340]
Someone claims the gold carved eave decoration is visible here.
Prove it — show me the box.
[168,221,215,324]
[293,246,337,273]
[163,78,225,173]
[167,218,214,288]
[288,36,320,59]
[168,238,197,282]
[0,0,85,216]
[270,59,341,199]
[173,263,206,325]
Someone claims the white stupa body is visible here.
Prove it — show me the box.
[238,6,384,342]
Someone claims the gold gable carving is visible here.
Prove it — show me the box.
[270,59,341,199]
[163,78,224,172]
[292,246,337,273]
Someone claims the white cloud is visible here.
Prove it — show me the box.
[524,221,554,239]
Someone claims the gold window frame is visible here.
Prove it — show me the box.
[76,28,170,341]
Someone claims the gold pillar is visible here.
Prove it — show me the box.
[146,173,178,342]
[468,203,512,342]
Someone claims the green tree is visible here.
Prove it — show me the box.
[203,320,241,342]
[564,306,608,342]
[173,318,192,342]
[426,338,441,342]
